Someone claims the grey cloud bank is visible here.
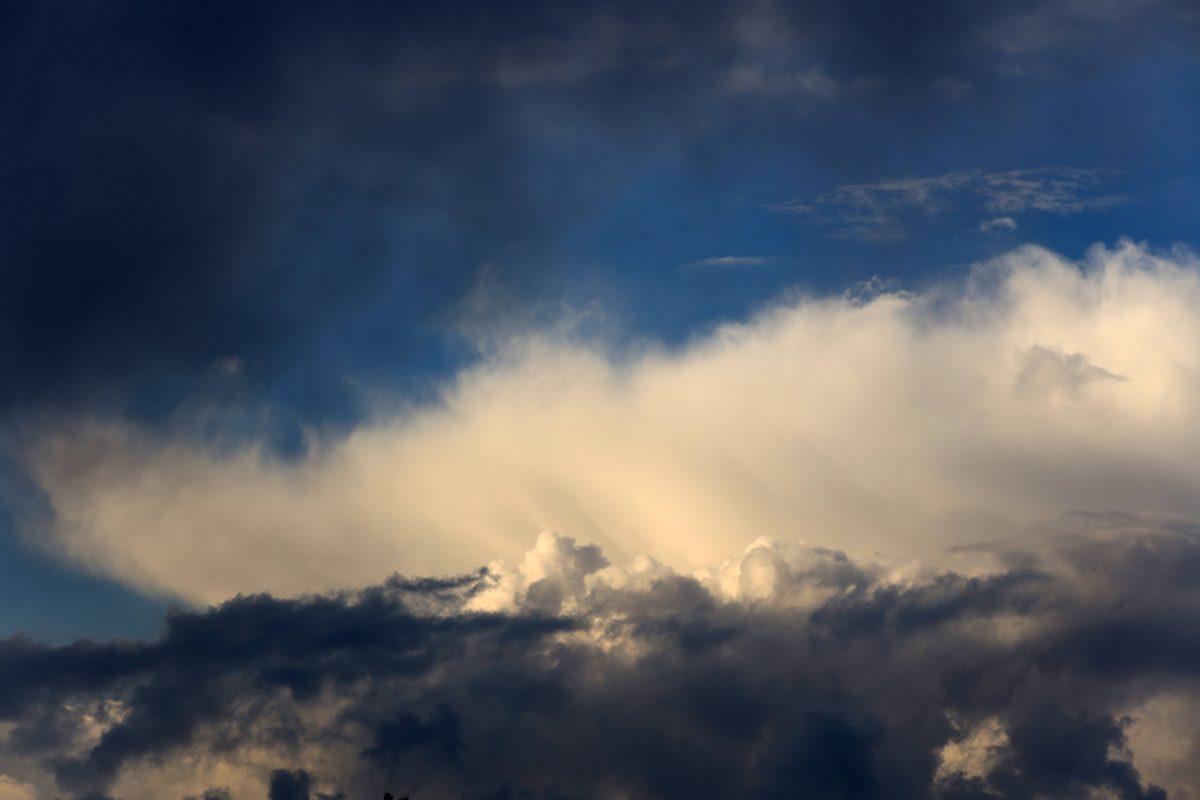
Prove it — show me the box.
[2,520,1199,798]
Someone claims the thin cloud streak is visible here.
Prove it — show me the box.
[770,167,1126,240]
[980,216,1018,234]
[686,256,773,267]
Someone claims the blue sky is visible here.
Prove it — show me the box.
[2,2,1200,797]
[1,0,1198,640]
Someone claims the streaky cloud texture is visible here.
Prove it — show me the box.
[2,521,1198,798]
[768,167,1125,241]
[14,240,1200,603]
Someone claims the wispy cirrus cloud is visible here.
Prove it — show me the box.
[769,167,1127,241]
[685,255,772,268]
[978,167,1126,214]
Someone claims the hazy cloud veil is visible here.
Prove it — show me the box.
[17,241,1200,600]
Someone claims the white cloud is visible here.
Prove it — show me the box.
[469,532,882,614]
[469,531,609,614]
[980,216,1018,234]
[686,256,772,268]
[1015,344,1124,399]
[691,537,881,605]
[14,241,1200,604]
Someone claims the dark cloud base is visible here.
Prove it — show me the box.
[3,519,1198,798]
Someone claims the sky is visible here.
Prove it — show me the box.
[1,0,1200,798]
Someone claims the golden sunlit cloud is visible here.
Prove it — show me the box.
[17,240,1200,604]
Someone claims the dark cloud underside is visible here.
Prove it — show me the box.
[2,522,1196,798]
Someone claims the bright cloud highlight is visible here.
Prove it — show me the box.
[14,240,1200,604]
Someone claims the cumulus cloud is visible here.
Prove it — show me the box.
[11,240,1200,604]
[2,521,1198,798]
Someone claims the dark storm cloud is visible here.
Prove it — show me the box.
[185,790,233,800]
[2,519,1198,798]
[0,584,571,795]
[268,769,344,800]
[1,0,1192,423]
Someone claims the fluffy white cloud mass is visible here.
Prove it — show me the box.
[14,240,1200,603]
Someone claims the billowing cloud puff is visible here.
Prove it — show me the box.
[2,522,1199,799]
[12,240,1200,603]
